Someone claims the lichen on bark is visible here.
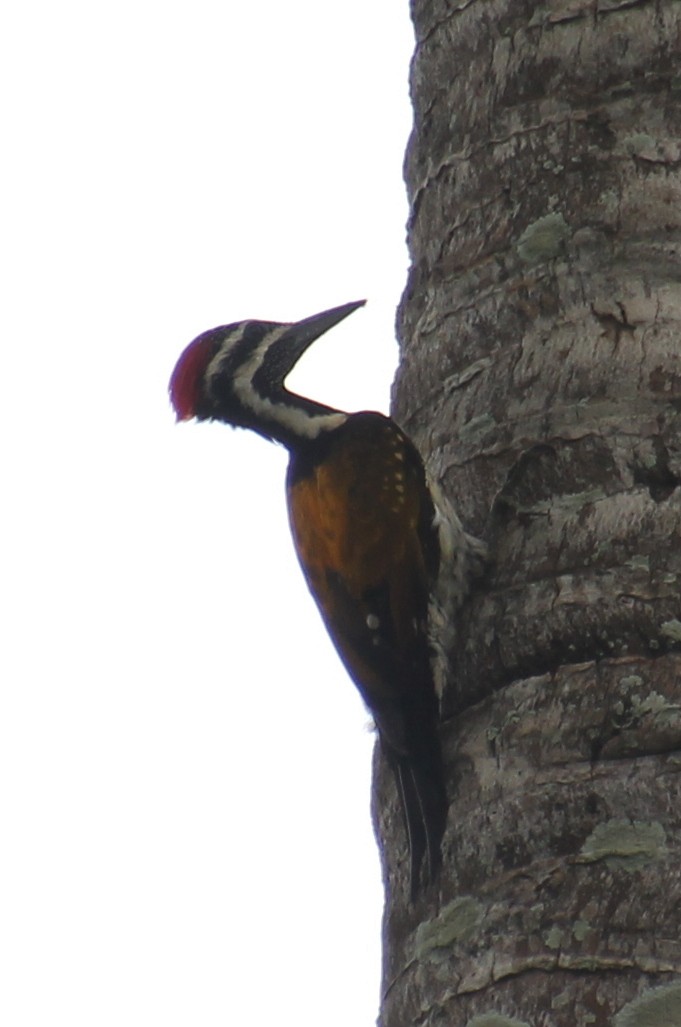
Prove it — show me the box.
[378,2,681,1025]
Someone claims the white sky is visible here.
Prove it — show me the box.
[2,4,414,1024]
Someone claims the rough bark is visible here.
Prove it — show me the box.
[377,2,681,1024]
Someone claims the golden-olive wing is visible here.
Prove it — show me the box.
[285,411,438,756]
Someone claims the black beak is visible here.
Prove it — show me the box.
[271,300,366,377]
[293,299,366,345]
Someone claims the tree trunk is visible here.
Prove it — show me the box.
[378,3,681,1024]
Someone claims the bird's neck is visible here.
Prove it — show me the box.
[232,383,348,449]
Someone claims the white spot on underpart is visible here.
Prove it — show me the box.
[366,614,380,629]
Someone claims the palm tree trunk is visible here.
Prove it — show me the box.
[379,3,681,1023]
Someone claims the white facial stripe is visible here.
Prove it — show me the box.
[227,322,348,439]
[205,322,248,386]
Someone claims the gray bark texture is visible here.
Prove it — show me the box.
[377,2,681,1025]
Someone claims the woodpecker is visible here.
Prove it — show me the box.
[169,300,486,897]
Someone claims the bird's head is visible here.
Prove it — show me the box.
[169,299,366,444]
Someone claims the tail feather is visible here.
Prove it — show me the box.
[391,745,447,899]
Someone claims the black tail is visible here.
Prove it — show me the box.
[388,730,448,900]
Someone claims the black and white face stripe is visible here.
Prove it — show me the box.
[198,302,365,444]
[204,320,347,440]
